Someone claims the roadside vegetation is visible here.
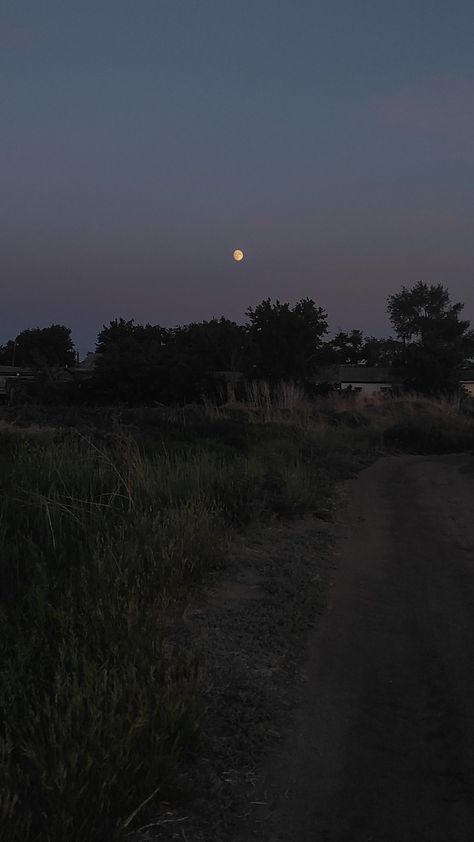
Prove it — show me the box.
[2,281,474,405]
[1,388,474,841]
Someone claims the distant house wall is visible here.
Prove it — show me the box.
[460,381,474,397]
[0,367,32,396]
[74,352,99,375]
[325,365,474,397]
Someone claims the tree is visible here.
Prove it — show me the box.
[321,330,365,365]
[93,317,215,404]
[245,297,328,381]
[168,318,247,372]
[0,343,13,365]
[93,319,168,403]
[0,325,75,369]
[96,318,164,354]
[387,282,474,394]
[361,336,404,367]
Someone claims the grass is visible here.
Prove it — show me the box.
[0,436,224,841]
[0,388,473,840]
[0,418,331,841]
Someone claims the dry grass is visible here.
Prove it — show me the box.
[0,389,472,840]
[0,419,335,841]
[206,380,468,432]
[0,436,227,842]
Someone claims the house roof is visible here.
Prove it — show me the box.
[338,365,396,383]
[75,352,99,371]
[316,365,398,384]
[317,365,474,385]
[0,366,33,376]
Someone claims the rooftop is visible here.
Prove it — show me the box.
[317,366,398,384]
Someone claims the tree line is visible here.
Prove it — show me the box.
[1,281,473,403]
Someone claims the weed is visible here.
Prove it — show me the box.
[0,392,471,839]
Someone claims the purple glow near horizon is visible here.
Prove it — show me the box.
[1,1,474,354]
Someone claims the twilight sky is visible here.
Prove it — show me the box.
[2,0,474,354]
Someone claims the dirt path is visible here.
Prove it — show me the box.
[242,454,474,842]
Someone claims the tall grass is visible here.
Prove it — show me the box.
[1,393,472,840]
[0,435,227,841]
[241,380,313,424]
[0,424,327,841]
[208,382,474,451]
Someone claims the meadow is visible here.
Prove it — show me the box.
[0,387,473,841]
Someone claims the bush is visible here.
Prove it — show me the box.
[383,418,474,453]
[327,410,369,428]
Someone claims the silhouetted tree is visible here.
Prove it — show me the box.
[361,336,404,367]
[245,298,328,381]
[96,318,164,354]
[0,344,12,365]
[0,325,75,369]
[321,330,365,364]
[169,318,247,372]
[93,319,166,403]
[93,317,216,404]
[387,282,474,394]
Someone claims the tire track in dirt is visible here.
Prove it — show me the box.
[239,454,474,842]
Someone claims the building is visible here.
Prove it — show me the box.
[459,369,474,396]
[338,365,398,396]
[74,352,99,375]
[316,365,474,397]
[0,366,36,400]
[316,365,400,397]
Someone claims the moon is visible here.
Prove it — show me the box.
[233,249,244,262]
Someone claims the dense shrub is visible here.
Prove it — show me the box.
[383,419,474,453]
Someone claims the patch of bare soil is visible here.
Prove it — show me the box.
[128,509,339,841]
[234,454,474,842]
[131,452,474,842]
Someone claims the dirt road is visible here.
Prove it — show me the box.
[245,454,474,842]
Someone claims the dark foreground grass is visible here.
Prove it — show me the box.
[0,395,472,841]
[0,435,225,841]
[0,418,337,841]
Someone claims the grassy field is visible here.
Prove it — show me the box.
[0,390,473,841]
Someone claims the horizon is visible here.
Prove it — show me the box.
[2,1,474,355]
[2,280,474,358]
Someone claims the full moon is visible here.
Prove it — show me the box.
[233,249,244,262]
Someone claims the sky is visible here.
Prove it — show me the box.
[1,0,474,355]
